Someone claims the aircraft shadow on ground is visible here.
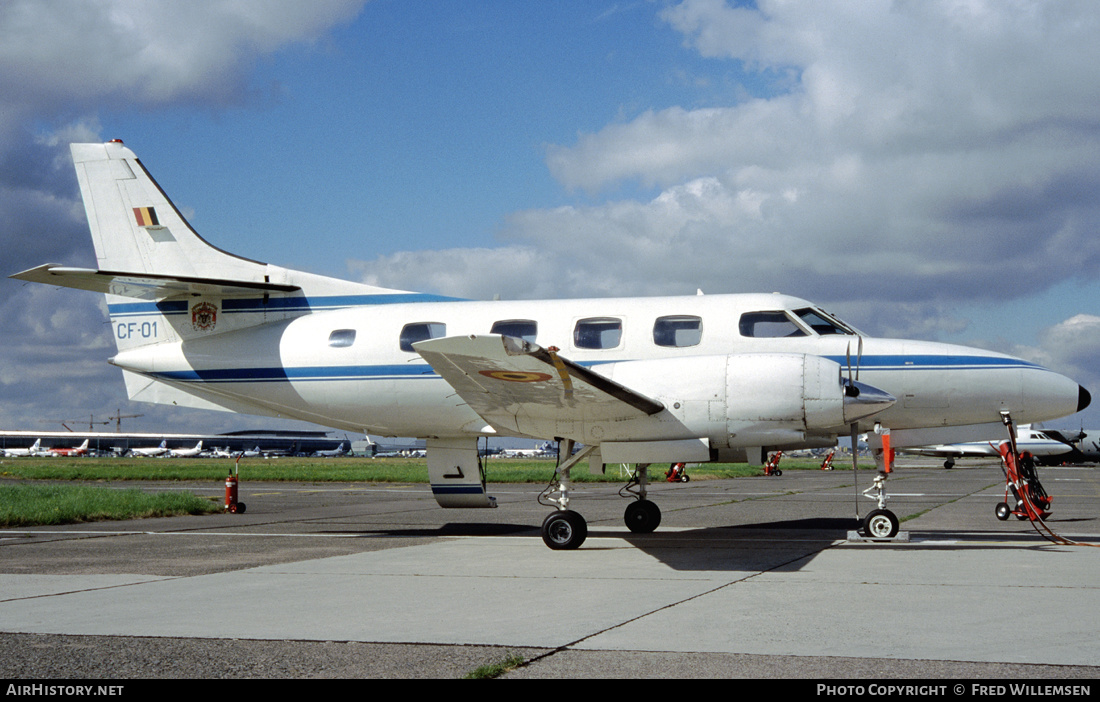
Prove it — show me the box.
[590,517,861,572]
[318,523,538,538]
[318,516,1094,571]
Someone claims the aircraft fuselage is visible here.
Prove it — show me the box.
[108,291,1086,451]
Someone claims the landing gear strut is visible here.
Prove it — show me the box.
[859,474,900,538]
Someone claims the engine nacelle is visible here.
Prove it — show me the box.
[724,352,847,445]
[600,352,894,454]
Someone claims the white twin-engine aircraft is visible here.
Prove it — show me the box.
[12,141,1091,548]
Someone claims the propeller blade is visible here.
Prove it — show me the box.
[844,341,860,398]
[855,335,864,381]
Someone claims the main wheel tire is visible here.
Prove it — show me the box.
[624,499,662,534]
[995,502,1011,521]
[862,508,899,539]
[541,510,587,550]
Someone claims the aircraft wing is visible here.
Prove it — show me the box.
[10,264,300,300]
[901,443,997,459]
[413,335,664,436]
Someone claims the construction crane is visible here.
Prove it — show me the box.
[46,415,112,432]
[106,409,143,432]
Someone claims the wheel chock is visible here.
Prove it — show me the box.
[846,530,910,543]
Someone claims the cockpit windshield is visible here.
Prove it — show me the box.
[738,307,860,338]
[738,311,807,338]
[793,308,857,336]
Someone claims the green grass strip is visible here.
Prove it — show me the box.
[0,456,834,483]
[463,653,527,679]
[0,483,221,527]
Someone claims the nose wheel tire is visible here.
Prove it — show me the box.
[541,510,587,550]
[624,499,662,534]
[861,508,899,539]
[995,502,1011,521]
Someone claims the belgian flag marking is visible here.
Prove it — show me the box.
[133,206,159,227]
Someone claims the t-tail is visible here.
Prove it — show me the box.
[11,140,417,413]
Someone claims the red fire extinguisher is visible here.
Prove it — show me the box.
[225,455,246,514]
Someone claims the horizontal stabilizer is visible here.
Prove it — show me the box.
[10,264,300,301]
[413,334,663,437]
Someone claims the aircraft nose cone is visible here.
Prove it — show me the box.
[843,380,896,424]
[1080,385,1092,413]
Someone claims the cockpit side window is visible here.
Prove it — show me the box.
[738,311,807,338]
[793,308,856,336]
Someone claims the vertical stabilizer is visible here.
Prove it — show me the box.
[71,141,268,280]
[59,141,419,354]
[14,140,445,416]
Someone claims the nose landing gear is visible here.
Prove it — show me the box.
[851,425,902,541]
[858,473,900,539]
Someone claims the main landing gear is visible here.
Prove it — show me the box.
[538,441,665,549]
[621,464,661,533]
[538,439,595,550]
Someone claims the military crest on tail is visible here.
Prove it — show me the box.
[191,301,217,332]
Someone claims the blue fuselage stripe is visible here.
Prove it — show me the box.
[822,355,1041,371]
[107,293,462,317]
[145,354,1041,385]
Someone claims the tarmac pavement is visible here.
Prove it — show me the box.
[2,459,1099,680]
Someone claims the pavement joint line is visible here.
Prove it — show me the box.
[516,538,838,672]
[0,577,184,604]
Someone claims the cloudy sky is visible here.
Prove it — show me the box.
[1,0,1098,438]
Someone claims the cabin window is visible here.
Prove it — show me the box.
[491,319,538,343]
[574,317,622,349]
[738,311,807,338]
[653,315,702,347]
[328,329,356,348]
[400,322,446,352]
